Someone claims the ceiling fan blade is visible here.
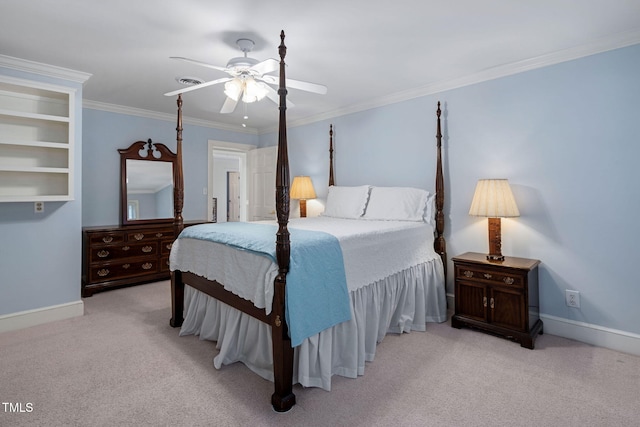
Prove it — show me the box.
[259,75,327,95]
[250,58,278,76]
[163,77,231,97]
[170,56,228,73]
[220,96,238,114]
[264,85,295,108]
[285,78,328,94]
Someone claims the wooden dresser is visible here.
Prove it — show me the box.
[82,222,203,297]
[451,252,543,349]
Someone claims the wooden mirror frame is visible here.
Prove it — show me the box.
[119,139,178,226]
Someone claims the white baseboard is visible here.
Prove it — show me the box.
[0,301,84,334]
[540,314,640,357]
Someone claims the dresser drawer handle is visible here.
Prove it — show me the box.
[490,298,495,309]
[97,250,109,258]
[463,270,473,278]
[483,296,487,307]
[142,262,153,270]
[122,264,130,269]
[142,245,153,253]
[97,269,110,277]
[484,273,492,279]
[102,236,113,243]
[134,233,144,240]
[503,277,515,285]
[166,243,173,250]
[122,246,130,251]
[156,233,163,238]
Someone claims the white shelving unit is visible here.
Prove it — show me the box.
[0,76,75,202]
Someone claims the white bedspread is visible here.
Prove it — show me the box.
[170,217,447,390]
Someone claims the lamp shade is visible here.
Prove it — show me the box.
[468,179,520,218]
[290,176,316,200]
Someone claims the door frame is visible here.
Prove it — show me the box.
[208,140,256,222]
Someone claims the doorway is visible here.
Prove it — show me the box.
[208,140,255,223]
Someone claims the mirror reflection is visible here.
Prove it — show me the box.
[126,159,174,220]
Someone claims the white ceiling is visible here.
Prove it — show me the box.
[2,1,640,133]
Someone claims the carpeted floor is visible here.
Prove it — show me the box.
[1,280,638,427]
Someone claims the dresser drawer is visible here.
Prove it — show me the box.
[160,238,174,255]
[126,229,175,243]
[455,265,524,288]
[89,258,160,282]
[160,255,171,272]
[88,231,125,246]
[89,242,159,263]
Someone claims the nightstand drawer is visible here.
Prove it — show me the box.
[455,265,524,288]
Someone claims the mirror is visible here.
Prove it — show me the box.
[119,139,177,226]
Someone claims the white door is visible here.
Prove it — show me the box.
[227,171,240,222]
[248,146,277,221]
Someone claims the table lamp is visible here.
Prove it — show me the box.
[468,179,520,261]
[290,176,316,218]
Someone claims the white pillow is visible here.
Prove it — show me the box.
[363,186,430,222]
[424,192,437,226]
[323,185,371,219]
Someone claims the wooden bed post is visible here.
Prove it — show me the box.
[329,124,335,187]
[434,101,447,281]
[271,30,296,413]
[174,94,184,234]
[170,94,185,328]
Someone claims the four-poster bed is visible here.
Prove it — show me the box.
[168,31,447,413]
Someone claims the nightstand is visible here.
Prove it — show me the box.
[451,252,543,349]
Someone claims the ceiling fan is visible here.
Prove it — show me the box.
[164,38,327,114]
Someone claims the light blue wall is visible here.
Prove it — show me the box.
[82,109,257,226]
[259,43,640,335]
[0,67,84,316]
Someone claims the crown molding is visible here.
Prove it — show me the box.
[82,100,258,134]
[0,54,91,83]
[259,28,640,134]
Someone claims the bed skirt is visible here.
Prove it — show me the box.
[178,258,446,391]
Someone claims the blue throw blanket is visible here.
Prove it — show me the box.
[178,222,351,347]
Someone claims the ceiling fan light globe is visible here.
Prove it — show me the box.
[224,79,242,101]
[243,78,268,103]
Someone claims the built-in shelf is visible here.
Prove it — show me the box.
[0,76,75,202]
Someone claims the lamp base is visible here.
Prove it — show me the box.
[299,199,307,218]
[487,217,504,262]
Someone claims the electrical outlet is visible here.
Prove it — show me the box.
[566,290,580,308]
[34,202,44,213]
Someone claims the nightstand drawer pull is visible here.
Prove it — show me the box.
[142,262,153,270]
[463,270,473,278]
[97,250,109,258]
[483,297,487,307]
[102,236,113,243]
[141,245,153,253]
[503,277,515,285]
[97,269,109,277]
[490,298,495,309]
[134,233,144,240]
[484,273,492,279]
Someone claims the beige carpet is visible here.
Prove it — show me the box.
[1,281,638,427]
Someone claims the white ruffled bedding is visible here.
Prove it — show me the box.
[170,217,447,391]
